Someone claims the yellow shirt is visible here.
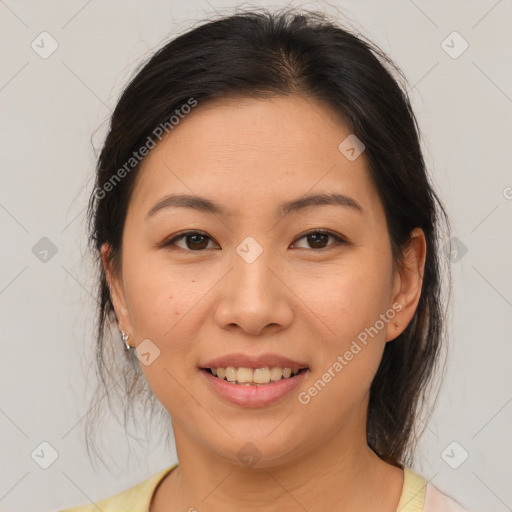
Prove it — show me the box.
[58,463,464,512]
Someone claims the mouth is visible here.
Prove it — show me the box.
[200,363,310,407]
[201,366,309,386]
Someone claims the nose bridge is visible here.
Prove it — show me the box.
[231,235,274,300]
[212,235,292,333]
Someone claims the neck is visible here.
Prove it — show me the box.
[152,423,404,512]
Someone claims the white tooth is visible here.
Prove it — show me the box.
[212,366,298,385]
[237,367,253,383]
[253,367,271,384]
[225,366,237,382]
[270,367,283,381]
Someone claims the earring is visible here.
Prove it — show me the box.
[120,330,131,350]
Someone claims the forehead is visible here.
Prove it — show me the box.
[128,95,382,221]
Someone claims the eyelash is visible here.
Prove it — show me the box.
[162,229,348,252]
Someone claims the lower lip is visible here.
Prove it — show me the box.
[201,368,309,408]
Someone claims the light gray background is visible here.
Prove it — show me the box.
[1,1,511,511]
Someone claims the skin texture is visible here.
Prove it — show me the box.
[102,95,426,512]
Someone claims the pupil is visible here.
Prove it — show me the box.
[309,233,327,249]
[188,234,208,250]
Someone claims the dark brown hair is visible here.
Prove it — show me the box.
[84,7,450,470]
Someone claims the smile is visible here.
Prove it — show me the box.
[201,366,310,407]
[204,366,308,386]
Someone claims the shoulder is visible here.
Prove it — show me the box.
[424,482,473,512]
[56,463,178,512]
[399,467,473,512]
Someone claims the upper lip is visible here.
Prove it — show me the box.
[201,353,309,372]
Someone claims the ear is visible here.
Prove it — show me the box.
[100,243,133,335]
[386,228,426,342]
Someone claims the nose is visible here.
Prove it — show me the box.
[213,243,293,336]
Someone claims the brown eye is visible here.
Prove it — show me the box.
[184,233,210,250]
[292,230,347,250]
[306,232,329,249]
[164,231,217,251]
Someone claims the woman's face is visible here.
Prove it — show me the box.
[103,95,424,468]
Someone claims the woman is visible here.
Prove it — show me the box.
[60,8,471,512]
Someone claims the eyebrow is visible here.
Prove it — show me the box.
[146,192,364,219]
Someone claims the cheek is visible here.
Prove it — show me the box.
[121,258,204,408]
[120,250,220,380]
[299,251,392,397]
[296,271,391,421]
[301,255,392,343]
[121,247,201,338]
[124,277,179,337]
